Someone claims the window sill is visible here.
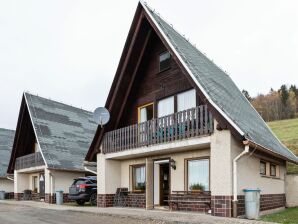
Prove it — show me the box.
[261,175,280,180]
[131,190,145,194]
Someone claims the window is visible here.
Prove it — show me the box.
[158,96,174,117]
[187,159,209,191]
[138,103,154,123]
[177,89,196,112]
[32,176,38,193]
[260,161,266,175]
[132,165,146,191]
[159,51,171,72]
[270,164,276,176]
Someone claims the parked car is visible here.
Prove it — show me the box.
[68,176,97,205]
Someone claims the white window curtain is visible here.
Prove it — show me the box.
[158,96,174,117]
[140,107,148,123]
[188,159,209,191]
[135,166,146,186]
[177,89,196,112]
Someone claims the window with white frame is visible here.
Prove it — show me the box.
[187,159,209,191]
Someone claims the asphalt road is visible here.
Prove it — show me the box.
[0,203,167,224]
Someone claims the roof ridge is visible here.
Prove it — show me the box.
[24,91,94,115]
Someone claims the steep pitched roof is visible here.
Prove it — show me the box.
[141,2,297,163]
[0,128,15,177]
[86,2,297,164]
[10,92,97,171]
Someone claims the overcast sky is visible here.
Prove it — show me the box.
[1,0,298,130]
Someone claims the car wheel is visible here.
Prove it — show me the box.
[76,200,85,206]
[90,193,97,206]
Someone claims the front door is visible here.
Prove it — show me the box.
[153,160,170,208]
[39,173,45,199]
[159,163,169,206]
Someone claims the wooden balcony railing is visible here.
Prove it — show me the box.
[15,152,45,170]
[102,105,213,154]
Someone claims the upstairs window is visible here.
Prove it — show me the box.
[138,103,154,123]
[177,89,196,112]
[159,51,171,72]
[158,96,174,117]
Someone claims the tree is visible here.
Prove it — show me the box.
[279,85,289,106]
[242,89,252,102]
[290,85,298,97]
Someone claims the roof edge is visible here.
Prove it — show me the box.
[247,139,298,164]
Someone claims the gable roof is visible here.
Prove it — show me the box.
[9,92,97,172]
[141,2,297,163]
[0,128,15,177]
[86,2,298,164]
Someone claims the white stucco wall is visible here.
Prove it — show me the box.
[97,153,121,194]
[210,123,235,195]
[286,174,298,207]
[14,170,30,193]
[46,169,86,194]
[237,154,286,195]
[0,178,14,192]
[119,148,210,192]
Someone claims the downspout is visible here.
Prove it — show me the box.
[233,143,250,217]
[84,166,97,175]
[49,173,54,204]
[6,176,14,181]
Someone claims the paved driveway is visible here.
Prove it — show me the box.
[0,201,275,224]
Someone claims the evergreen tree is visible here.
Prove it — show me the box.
[242,89,252,102]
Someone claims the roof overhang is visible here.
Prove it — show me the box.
[245,140,298,164]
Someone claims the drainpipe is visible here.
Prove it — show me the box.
[49,173,54,204]
[84,166,97,175]
[6,176,14,181]
[233,143,250,217]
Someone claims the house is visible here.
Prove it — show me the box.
[85,1,298,218]
[7,92,97,203]
[0,128,15,199]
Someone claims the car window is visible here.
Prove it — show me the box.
[73,180,86,185]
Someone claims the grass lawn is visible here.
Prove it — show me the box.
[267,118,298,174]
[260,207,298,224]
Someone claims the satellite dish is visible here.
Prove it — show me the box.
[93,107,110,126]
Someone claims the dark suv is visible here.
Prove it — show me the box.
[68,176,97,205]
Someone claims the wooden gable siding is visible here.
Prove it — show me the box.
[7,97,37,173]
[118,30,199,127]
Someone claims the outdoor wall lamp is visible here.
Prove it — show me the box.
[170,159,176,170]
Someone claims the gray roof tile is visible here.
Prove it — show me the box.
[0,128,15,177]
[25,93,97,171]
[143,3,298,163]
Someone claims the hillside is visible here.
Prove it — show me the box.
[267,118,298,174]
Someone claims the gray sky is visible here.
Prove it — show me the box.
[1,0,298,130]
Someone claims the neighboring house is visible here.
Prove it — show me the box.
[0,128,15,199]
[85,2,298,218]
[7,92,97,203]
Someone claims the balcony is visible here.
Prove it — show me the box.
[102,105,214,154]
[15,152,45,170]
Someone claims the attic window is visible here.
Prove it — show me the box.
[159,51,171,72]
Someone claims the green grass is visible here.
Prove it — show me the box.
[260,207,298,224]
[267,118,298,174]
